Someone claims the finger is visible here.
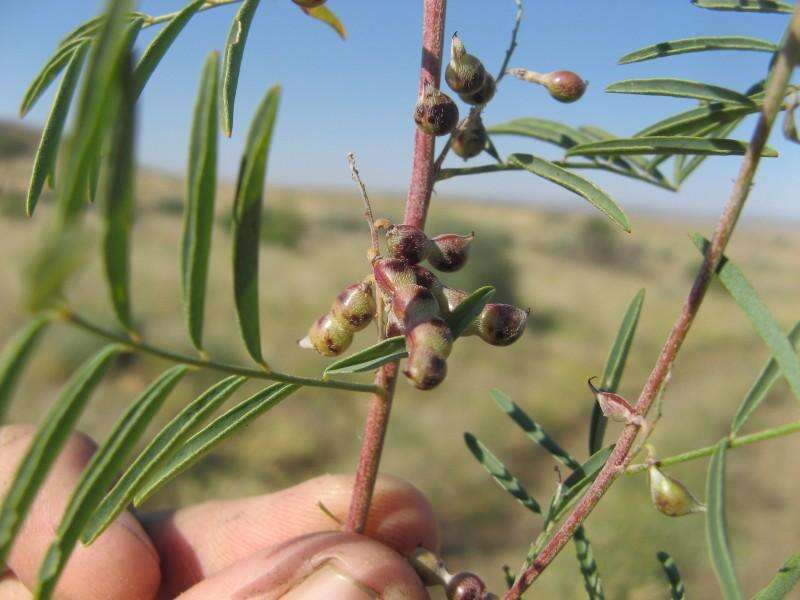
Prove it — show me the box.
[144,473,438,596]
[178,531,429,600]
[0,571,31,600]
[0,425,161,600]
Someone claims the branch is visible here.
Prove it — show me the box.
[506,7,800,598]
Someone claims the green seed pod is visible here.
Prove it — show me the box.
[445,33,486,95]
[404,347,448,390]
[292,0,326,7]
[298,313,353,357]
[373,258,418,295]
[459,72,496,106]
[392,285,441,331]
[543,70,587,103]
[427,232,475,272]
[406,317,454,358]
[330,281,376,332]
[648,464,706,517]
[446,571,488,600]
[451,117,488,161]
[414,83,459,136]
[476,303,529,346]
[386,224,432,264]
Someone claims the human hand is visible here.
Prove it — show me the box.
[0,425,439,599]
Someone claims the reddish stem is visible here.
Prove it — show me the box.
[345,0,447,534]
[505,8,800,598]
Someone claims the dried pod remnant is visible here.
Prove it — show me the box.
[451,117,488,161]
[414,83,459,136]
[648,464,706,517]
[507,67,588,103]
[445,33,486,95]
[459,72,496,106]
[386,224,431,264]
[427,232,474,272]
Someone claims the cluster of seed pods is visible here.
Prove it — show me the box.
[300,224,529,390]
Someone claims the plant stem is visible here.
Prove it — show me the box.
[60,310,383,396]
[505,8,800,598]
[345,0,448,534]
[626,418,800,475]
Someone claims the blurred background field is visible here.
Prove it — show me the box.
[1,121,799,598]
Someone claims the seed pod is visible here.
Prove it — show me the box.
[445,33,486,95]
[648,464,706,517]
[298,314,353,357]
[406,317,454,358]
[427,233,474,272]
[330,281,375,332]
[446,571,488,600]
[292,0,326,6]
[404,347,448,390]
[476,303,529,346]
[386,309,405,337]
[410,264,449,314]
[459,72,496,106]
[373,258,418,295]
[442,286,470,314]
[392,285,441,331]
[386,224,431,264]
[542,70,587,103]
[414,83,459,136]
[451,117,488,161]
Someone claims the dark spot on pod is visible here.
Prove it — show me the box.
[386,224,431,264]
[459,72,496,106]
[477,303,529,346]
[446,571,488,600]
[427,233,474,273]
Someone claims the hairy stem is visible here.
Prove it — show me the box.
[60,310,383,396]
[626,418,800,474]
[345,0,448,534]
[506,8,800,598]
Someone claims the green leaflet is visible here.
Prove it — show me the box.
[567,136,776,158]
[99,50,137,332]
[507,153,630,232]
[486,117,594,149]
[491,389,581,470]
[0,315,51,424]
[35,366,187,599]
[26,42,89,216]
[675,119,743,186]
[83,376,246,544]
[231,85,281,365]
[437,162,519,181]
[578,124,653,175]
[753,554,800,599]
[134,383,298,505]
[692,0,793,13]
[619,36,778,64]
[636,103,758,138]
[463,433,542,515]
[656,551,686,600]
[606,78,755,106]
[19,37,88,118]
[221,0,261,137]
[323,336,408,376]
[0,345,121,567]
[706,440,743,600]
[589,289,645,455]
[574,526,605,600]
[182,51,220,351]
[693,235,800,403]
[133,0,204,99]
[56,15,104,49]
[447,286,495,338]
[731,321,800,435]
[299,5,347,39]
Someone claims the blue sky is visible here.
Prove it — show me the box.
[1,1,798,219]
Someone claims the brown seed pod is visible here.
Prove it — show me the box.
[476,303,529,346]
[427,233,475,272]
[451,117,488,161]
[409,264,449,313]
[404,347,448,390]
[330,281,375,332]
[414,83,459,136]
[392,285,441,331]
[291,0,326,7]
[445,33,486,95]
[386,224,431,264]
[446,571,488,600]
[459,72,496,106]
[648,464,706,517]
[406,317,454,358]
[298,314,354,357]
[543,70,587,103]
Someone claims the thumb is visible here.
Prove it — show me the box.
[178,531,428,599]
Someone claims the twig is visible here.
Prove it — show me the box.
[347,152,379,259]
[505,7,800,598]
[496,0,523,84]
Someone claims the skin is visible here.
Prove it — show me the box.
[0,425,439,599]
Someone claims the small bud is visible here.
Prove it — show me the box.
[292,0,326,6]
[542,70,587,103]
[445,33,486,95]
[392,285,441,330]
[427,232,475,272]
[446,571,488,600]
[648,464,706,517]
[414,83,459,136]
[459,72,496,106]
[406,317,454,358]
[386,224,431,264]
[404,347,448,390]
[373,258,418,295]
[299,314,353,357]
[476,303,529,346]
[451,117,488,161]
[587,378,636,423]
[330,281,376,332]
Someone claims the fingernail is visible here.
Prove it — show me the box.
[282,564,377,600]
